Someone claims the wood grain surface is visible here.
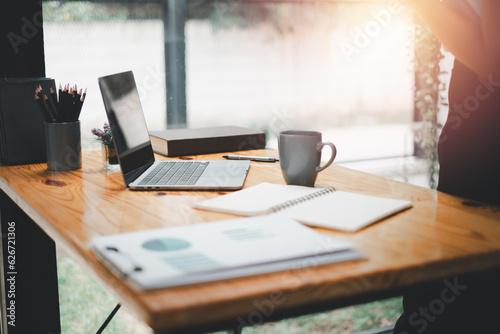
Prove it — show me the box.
[1,149,499,332]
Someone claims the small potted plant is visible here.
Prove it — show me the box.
[91,123,118,166]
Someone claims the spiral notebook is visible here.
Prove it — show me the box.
[195,182,413,232]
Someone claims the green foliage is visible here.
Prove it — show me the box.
[199,2,289,32]
[59,251,402,334]
[43,0,293,33]
[58,253,152,333]
[43,1,162,22]
[218,297,402,334]
[412,15,447,189]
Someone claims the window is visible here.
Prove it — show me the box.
[43,0,417,163]
[43,1,166,149]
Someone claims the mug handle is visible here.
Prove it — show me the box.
[315,141,337,173]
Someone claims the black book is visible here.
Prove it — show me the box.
[149,126,266,157]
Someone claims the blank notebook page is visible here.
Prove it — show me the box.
[276,190,412,232]
[195,183,412,232]
[196,183,320,216]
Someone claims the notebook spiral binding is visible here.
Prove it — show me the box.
[270,187,336,213]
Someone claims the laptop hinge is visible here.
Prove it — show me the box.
[124,159,155,186]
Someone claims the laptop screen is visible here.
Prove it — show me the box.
[98,71,155,185]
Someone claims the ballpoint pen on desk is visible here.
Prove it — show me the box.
[222,154,279,163]
[34,83,86,123]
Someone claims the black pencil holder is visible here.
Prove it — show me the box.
[45,121,82,171]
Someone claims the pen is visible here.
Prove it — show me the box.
[222,154,279,162]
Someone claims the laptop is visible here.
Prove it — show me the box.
[98,70,250,190]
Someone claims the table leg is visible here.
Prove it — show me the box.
[0,190,61,334]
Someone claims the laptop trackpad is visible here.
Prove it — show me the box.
[195,160,250,189]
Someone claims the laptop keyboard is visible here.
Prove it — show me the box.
[138,161,210,186]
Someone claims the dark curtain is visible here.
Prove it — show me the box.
[0,0,45,78]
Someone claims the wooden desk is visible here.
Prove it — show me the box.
[1,149,500,334]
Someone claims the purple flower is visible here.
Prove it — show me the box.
[91,124,113,146]
[91,128,104,137]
